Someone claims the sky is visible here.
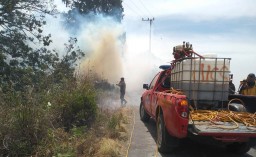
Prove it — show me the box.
[52,0,256,94]
[122,0,256,91]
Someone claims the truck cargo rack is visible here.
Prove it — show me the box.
[170,57,231,109]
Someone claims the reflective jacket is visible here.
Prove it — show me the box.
[240,83,256,96]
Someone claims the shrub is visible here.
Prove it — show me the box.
[0,88,51,156]
[36,128,76,156]
[107,111,125,139]
[0,77,99,156]
[48,80,98,131]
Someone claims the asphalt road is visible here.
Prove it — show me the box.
[127,106,256,157]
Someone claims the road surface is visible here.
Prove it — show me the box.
[127,106,256,157]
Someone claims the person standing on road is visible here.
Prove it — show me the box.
[116,77,127,106]
[239,73,256,96]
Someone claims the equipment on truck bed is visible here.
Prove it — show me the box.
[172,41,204,62]
[170,42,231,110]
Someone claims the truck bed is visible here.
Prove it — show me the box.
[189,119,256,136]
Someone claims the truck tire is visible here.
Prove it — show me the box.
[157,114,179,153]
[140,102,150,122]
[226,142,251,155]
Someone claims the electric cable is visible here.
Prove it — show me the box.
[123,1,144,18]
[128,0,149,17]
[137,0,154,17]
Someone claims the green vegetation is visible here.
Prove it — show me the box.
[0,75,132,156]
[0,0,126,156]
[0,77,95,155]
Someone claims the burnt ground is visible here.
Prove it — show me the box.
[127,106,256,157]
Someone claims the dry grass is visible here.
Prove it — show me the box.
[95,138,121,157]
[75,106,134,157]
[32,86,135,157]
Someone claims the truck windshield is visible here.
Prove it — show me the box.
[149,73,160,89]
[162,76,171,88]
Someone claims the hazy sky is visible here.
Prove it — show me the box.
[122,0,256,90]
[52,0,256,92]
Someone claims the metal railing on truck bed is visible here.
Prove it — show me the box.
[170,57,231,108]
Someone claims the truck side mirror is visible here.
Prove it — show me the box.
[143,84,149,90]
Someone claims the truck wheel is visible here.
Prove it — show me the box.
[140,102,150,122]
[226,142,251,154]
[157,114,179,153]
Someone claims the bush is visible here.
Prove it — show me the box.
[36,128,76,156]
[0,77,99,156]
[107,111,126,139]
[0,88,51,156]
[48,80,98,131]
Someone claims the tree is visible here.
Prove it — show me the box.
[0,0,57,53]
[62,0,124,32]
[0,1,85,93]
[51,37,85,85]
[0,0,59,92]
[62,0,123,20]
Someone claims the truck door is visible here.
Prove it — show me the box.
[144,72,161,115]
[151,71,171,117]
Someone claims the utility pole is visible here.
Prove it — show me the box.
[142,17,154,53]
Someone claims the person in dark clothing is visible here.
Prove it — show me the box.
[116,77,127,106]
[239,73,256,95]
[229,80,236,94]
[229,74,236,94]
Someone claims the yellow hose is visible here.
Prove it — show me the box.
[190,110,256,130]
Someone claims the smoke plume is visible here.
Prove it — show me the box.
[77,22,124,83]
[44,6,165,106]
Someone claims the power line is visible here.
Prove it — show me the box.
[123,0,155,19]
[137,0,153,17]
[128,0,149,17]
[123,1,144,18]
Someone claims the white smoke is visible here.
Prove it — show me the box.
[42,3,167,106]
[76,16,125,83]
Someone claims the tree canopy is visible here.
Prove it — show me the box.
[62,0,123,21]
[0,1,84,92]
[62,0,124,32]
[0,0,123,92]
[0,0,56,53]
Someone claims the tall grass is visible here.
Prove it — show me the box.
[0,77,98,156]
[0,75,131,156]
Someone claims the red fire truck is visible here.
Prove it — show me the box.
[140,42,256,154]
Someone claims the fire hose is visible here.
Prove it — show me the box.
[190,108,256,130]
